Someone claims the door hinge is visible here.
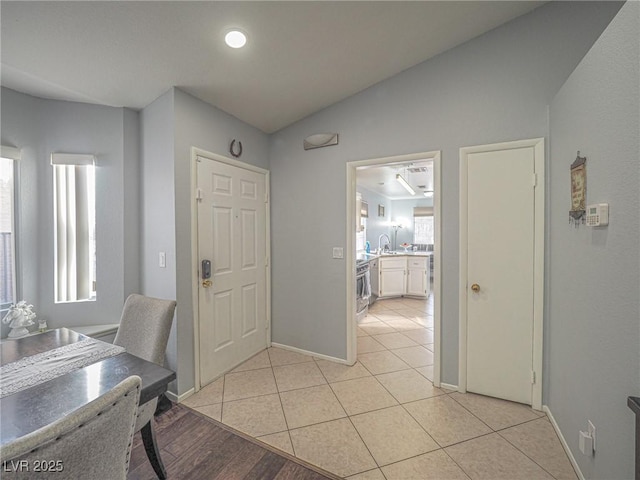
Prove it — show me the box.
[531,370,536,384]
[196,188,203,201]
[265,192,269,203]
[265,256,270,267]
[532,173,537,188]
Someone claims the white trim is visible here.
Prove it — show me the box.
[543,405,585,480]
[458,138,545,409]
[432,153,442,387]
[50,153,95,166]
[346,150,442,381]
[190,149,201,393]
[167,388,195,404]
[1,146,21,160]
[270,342,351,365]
[190,146,271,393]
[440,383,458,392]
[192,147,269,175]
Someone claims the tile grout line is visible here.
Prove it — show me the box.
[445,392,497,432]
[496,428,563,480]
[318,364,384,476]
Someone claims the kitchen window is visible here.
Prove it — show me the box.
[52,154,97,303]
[413,206,434,245]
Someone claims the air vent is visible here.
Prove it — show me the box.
[407,166,429,173]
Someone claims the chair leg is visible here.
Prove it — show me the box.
[141,420,167,479]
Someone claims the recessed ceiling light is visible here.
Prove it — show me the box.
[225,30,247,49]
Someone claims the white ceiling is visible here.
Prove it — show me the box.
[357,160,433,200]
[1,1,544,134]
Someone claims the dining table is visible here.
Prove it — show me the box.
[0,327,176,479]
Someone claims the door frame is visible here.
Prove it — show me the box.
[190,146,271,392]
[346,150,442,387]
[458,138,544,409]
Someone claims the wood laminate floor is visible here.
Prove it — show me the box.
[127,404,338,480]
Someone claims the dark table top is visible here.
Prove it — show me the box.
[0,328,176,446]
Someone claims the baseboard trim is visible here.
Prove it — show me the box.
[167,388,194,404]
[543,405,584,480]
[270,342,351,365]
[440,383,459,392]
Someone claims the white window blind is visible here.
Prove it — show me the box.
[413,206,434,245]
[52,153,96,303]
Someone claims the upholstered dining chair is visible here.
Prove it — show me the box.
[1,375,141,480]
[113,294,176,479]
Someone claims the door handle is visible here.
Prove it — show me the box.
[471,283,480,293]
[202,280,213,288]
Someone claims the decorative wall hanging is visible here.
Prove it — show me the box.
[230,139,243,158]
[569,151,587,226]
[378,204,385,217]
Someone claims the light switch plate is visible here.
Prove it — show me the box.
[159,252,166,268]
[332,247,344,259]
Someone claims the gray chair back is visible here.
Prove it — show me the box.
[114,294,176,365]
[1,375,141,480]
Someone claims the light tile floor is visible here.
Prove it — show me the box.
[182,296,577,480]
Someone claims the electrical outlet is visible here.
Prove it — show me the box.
[332,247,344,259]
[588,420,596,452]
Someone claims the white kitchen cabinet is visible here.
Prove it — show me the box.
[406,256,429,297]
[378,255,430,298]
[378,257,406,297]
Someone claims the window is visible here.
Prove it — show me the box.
[52,154,96,303]
[413,206,434,245]
[1,147,20,311]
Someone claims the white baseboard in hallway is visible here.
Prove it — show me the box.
[543,405,585,480]
[270,342,351,365]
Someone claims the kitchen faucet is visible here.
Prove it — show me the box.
[378,233,391,253]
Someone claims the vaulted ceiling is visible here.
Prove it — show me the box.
[1,1,544,133]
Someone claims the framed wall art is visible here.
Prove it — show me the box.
[570,151,587,225]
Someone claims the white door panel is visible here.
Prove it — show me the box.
[197,158,267,386]
[466,146,535,405]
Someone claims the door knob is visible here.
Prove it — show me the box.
[202,280,212,288]
[471,283,480,293]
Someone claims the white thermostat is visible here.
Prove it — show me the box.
[586,203,609,226]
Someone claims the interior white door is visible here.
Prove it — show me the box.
[466,146,535,405]
[197,157,267,386]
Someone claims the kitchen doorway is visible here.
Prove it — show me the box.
[346,151,442,387]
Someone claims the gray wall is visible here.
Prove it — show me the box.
[357,186,391,251]
[172,88,269,395]
[1,87,140,337]
[547,3,639,478]
[139,89,178,388]
[269,2,622,371]
[390,198,433,248]
[1,88,41,339]
[139,87,269,395]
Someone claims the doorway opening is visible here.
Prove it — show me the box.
[346,151,442,387]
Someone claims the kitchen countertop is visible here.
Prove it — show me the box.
[357,251,432,262]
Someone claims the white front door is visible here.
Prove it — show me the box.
[197,156,268,386]
[462,139,543,406]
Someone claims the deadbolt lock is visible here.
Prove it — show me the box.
[471,283,480,293]
[202,280,213,288]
